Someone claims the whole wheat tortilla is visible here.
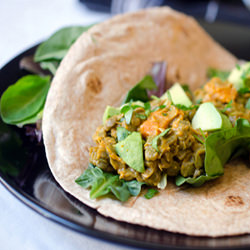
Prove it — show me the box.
[42,7,250,237]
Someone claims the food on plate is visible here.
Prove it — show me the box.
[2,7,250,237]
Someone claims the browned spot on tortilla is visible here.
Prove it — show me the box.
[87,75,102,94]
[225,195,244,207]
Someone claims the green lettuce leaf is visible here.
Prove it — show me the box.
[123,75,157,104]
[176,118,250,186]
[75,164,144,202]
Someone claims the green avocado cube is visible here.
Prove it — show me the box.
[228,62,250,90]
[103,106,120,124]
[192,102,232,131]
[115,132,145,173]
[161,83,192,107]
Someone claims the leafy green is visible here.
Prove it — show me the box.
[0,75,50,125]
[75,164,144,201]
[34,26,92,74]
[151,104,166,112]
[176,175,219,187]
[221,100,233,113]
[35,26,91,61]
[174,104,199,111]
[144,188,159,199]
[136,113,147,119]
[152,128,171,152]
[144,102,151,116]
[245,98,250,109]
[117,127,131,142]
[238,87,250,94]
[120,103,134,124]
[40,61,59,75]
[207,68,230,81]
[151,95,160,100]
[193,134,205,144]
[176,118,250,186]
[123,75,157,104]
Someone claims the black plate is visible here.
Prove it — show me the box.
[1,21,250,250]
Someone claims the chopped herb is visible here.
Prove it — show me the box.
[221,100,233,113]
[236,64,241,70]
[151,104,166,112]
[151,95,160,100]
[136,113,147,119]
[193,134,205,144]
[181,84,192,96]
[120,101,134,125]
[245,98,250,109]
[207,68,230,81]
[144,188,159,199]
[174,104,198,111]
[199,128,206,140]
[152,128,171,152]
[144,102,151,116]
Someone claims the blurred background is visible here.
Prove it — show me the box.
[1,0,250,68]
[83,0,250,24]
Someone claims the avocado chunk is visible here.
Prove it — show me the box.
[192,102,232,131]
[103,106,120,124]
[115,132,145,173]
[161,83,192,107]
[228,62,250,90]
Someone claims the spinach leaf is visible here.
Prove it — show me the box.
[123,75,157,104]
[176,119,250,186]
[207,68,230,81]
[34,26,92,74]
[117,127,131,141]
[35,26,91,62]
[75,165,144,202]
[0,75,50,125]
[152,128,171,152]
[176,175,219,187]
[144,188,159,199]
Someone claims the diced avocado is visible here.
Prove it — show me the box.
[228,62,250,90]
[115,132,145,173]
[161,83,192,107]
[192,102,232,131]
[103,106,120,124]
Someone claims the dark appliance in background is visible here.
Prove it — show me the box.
[79,0,250,25]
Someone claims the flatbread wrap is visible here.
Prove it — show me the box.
[42,7,250,236]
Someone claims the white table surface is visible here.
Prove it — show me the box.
[0,1,139,249]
